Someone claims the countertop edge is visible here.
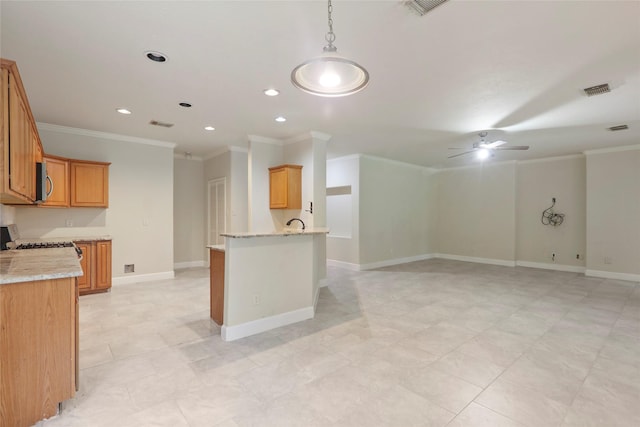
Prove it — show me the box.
[221,228,329,238]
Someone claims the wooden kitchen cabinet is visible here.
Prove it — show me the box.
[70,160,110,207]
[269,164,302,209]
[75,239,112,295]
[0,59,44,204]
[210,248,225,325]
[42,155,70,207]
[0,277,77,427]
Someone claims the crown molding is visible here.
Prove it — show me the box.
[247,134,282,145]
[436,159,517,173]
[583,144,640,156]
[37,122,177,149]
[517,154,584,165]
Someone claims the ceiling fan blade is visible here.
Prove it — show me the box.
[448,151,475,158]
[493,146,529,151]
[485,140,508,148]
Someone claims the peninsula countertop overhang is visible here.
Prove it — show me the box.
[0,247,83,284]
[220,228,329,239]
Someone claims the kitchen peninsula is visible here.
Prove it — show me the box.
[0,247,82,426]
[209,228,328,341]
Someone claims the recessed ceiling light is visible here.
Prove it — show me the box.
[204,126,215,131]
[145,51,168,63]
[116,108,132,115]
[275,116,287,122]
[179,102,192,108]
[264,89,280,96]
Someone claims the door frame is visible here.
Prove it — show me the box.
[207,177,227,246]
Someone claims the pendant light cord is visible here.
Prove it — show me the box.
[324,0,337,51]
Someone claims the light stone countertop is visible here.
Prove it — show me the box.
[0,248,83,285]
[221,228,329,239]
[14,235,112,244]
[207,244,225,251]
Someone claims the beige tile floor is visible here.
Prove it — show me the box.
[36,259,640,427]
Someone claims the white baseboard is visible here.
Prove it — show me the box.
[221,306,315,341]
[318,277,329,288]
[327,254,435,271]
[585,269,640,282]
[516,260,586,273]
[360,254,436,270]
[174,260,207,269]
[327,259,360,271]
[435,253,516,267]
[112,271,175,286]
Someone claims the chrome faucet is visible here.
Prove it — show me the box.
[286,218,305,230]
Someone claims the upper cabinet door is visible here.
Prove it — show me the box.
[70,160,109,207]
[1,59,44,204]
[42,155,70,207]
[269,164,302,209]
[8,71,34,201]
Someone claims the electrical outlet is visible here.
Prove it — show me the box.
[604,257,612,265]
[252,294,260,305]
[124,264,135,273]
[552,253,556,262]
[65,219,73,227]
[576,254,580,260]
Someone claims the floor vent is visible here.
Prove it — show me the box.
[607,124,628,131]
[583,83,610,97]
[404,0,450,16]
[149,120,174,128]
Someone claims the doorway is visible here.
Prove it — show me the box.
[207,177,226,245]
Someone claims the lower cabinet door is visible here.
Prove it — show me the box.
[76,242,92,292]
[95,241,112,290]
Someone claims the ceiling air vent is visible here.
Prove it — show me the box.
[607,124,628,131]
[583,83,610,97]
[149,120,174,128]
[404,0,450,16]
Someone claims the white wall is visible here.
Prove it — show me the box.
[359,155,435,266]
[229,149,248,233]
[174,157,205,267]
[15,125,175,280]
[435,162,517,263]
[585,147,640,278]
[247,137,284,232]
[517,156,586,268]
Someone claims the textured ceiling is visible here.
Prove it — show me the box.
[1,0,639,167]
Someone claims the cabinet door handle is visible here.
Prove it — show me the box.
[46,175,54,197]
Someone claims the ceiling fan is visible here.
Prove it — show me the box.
[448,131,529,159]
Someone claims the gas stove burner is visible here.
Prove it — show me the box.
[16,242,75,249]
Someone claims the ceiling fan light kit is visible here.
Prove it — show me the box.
[291,0,369,97]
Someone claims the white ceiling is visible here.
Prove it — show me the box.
[1,0,639,167]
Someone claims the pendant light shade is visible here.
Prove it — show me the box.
[291,0,369,97]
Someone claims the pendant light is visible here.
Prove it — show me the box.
[291,0,369,97]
